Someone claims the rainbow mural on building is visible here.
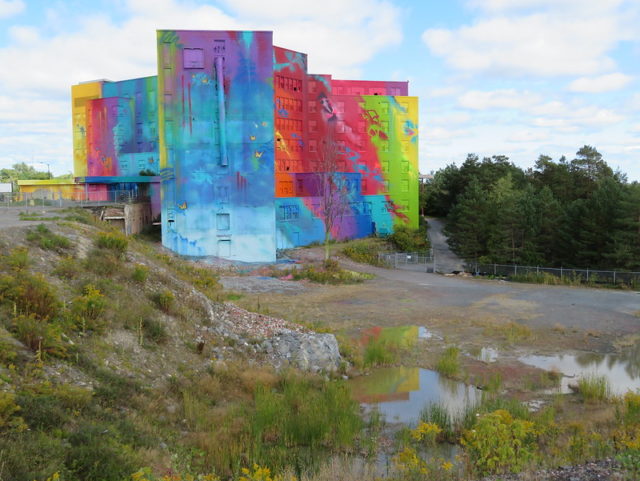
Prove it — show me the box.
[66,29,418,263]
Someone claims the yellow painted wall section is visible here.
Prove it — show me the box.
[18,180,85,200]
[72,82,103,177]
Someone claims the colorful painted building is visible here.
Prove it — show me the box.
[156,29,418,262]
[62,29,418,262]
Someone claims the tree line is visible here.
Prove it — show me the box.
[421,146,640,271]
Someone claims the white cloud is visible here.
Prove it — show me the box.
[221,0,402,76]
[426,126,470,143]
[423,13,622,77]
[427,86,460,98]
[569,73,633,93]
[8,25,39,44]
[468,0,626,14]
[458,89,540,110]
[507,129,549,142]
[531,104,624,129]
[0,0,24,19]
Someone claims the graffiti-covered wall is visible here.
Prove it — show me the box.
[67,29,418,261]
[157,30,276,263]
[275,68,419,249]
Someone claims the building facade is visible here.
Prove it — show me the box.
[66,29,418,263]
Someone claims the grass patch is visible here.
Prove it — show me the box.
[53,256,82,279]
[363,338,397,367]
[577,374,611,403]
[131,264,149,283]
[341,238,386,266]
[95,231,128,254]
[25,224,72,252]
[435,346,460,377]
[152,289,175,313]
[286,260,374,285]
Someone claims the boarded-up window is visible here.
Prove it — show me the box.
[183,48,204,69]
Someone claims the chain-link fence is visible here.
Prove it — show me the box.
[0,190,147,209]
[378,251,435,272]
[466,262,640,287]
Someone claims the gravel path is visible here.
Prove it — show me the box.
[426,217,466,273]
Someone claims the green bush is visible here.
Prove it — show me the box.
[142,317,168,344]
[131,264,149,283]
[387,225,430,253]
[0,272,61,320]
[53,256,81,279]
[3,247,29,270]
[341,238,385,266]
[95,231,128,254]
[0,392,26,431]
[0,431,68,481]
[66,422,139,481]
[152,289,175,313]
[462,409,537,475]
[435,346,460,377]
[26,224,72,252]
[85,248,122,276]
[70,285,107,332]
[11,313,67,358]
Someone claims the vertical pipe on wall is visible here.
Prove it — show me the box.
[215,56,228,167]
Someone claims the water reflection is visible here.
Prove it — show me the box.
[519,343,640,395]
[349,367,481,425]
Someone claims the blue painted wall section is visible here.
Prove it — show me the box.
[157,30,276,263]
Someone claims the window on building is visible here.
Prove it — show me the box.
[280,204,299,220]
[216,213,230,230]
[183,48,204,69]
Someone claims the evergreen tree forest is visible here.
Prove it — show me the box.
[421,146,640,270]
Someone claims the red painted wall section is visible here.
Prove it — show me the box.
[86,97,134,176]
[274,46,307,197]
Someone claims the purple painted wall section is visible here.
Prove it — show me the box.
[158,30,276,262]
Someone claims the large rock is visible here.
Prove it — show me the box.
[263,331,342,372]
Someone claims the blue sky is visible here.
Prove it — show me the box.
[0,0,638,179]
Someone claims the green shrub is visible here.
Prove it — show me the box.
[131,264,149,283]
[462,409,536,475]
[387,225,430,253]
[142,318,168,344]
[0,392,26,431]
[342,239,385,266]
[622,391,640,425]
[66,422,139,481]
[84,248,121,276]
[0,431,68,481]
[152,289,175,313]
[3,246,29,270]
[95,231,128,254]
[435,346,460,377]
[0,272,61,320]
[53,256,81,279]
[11,313,66,358]
[26,224,72,252]
[70,285,107,332]
[420,402,454,441]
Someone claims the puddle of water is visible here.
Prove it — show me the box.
[349,367,481,425]
[359,325,438,347]
[519,345,640,395]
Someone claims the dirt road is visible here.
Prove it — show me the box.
[426,217,465,273]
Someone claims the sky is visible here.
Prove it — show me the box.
[0,0,639,179]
